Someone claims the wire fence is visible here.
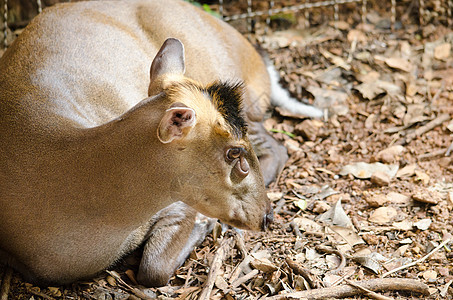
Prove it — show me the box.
[1,0,453,49]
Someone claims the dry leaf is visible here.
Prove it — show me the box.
[250,257,278,273]
[48,287,62,297]
[365,113,378,129]
[354,82,385,100]
[412,189,440,204]
[414,218,432,230]
[415,170,430,185]
[306,86,349,113]
[323,274,343,287]
[370,171,391,186]
[396,164,417,178]
[440,280,453,297]
[214,275,229,290]
[354,80,401,100]
[422,270,437,282]
[339,162,399,179]
[106,275,117,286]
[312,201,331,213]
[347,29,367,43]
[267,192,283,202]
[325,254,341,269]
[368,207,398,224]
[384,57,412,72]
[284,139,301,154]
[399,238,412,244]
[358,71,380,83]
[328,225,365,247]
[292,217,323,233]
[320,49,351,70]
[352,252,388,274]
[375,145,406,164]
[365,193,388,207]
[392,220,413,231]
[318,199,353,228]
[395,244,410,256]
[386,192,411,206]
[434,43,451,61]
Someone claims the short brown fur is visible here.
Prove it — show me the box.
[0,0,277,286]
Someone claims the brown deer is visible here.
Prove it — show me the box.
[0,0,320,286]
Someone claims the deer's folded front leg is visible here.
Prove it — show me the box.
[247,121,289,186]
[137,202,216,287]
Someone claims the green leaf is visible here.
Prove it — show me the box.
[184,1,221,18]
[269,128,296,138]
[294,199,308,211]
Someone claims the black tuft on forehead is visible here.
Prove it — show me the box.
[205,81,247,138]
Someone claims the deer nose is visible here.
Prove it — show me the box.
[262,202,274,231]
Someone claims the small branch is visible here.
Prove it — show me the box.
[345,279,394,300]
[431,83,444,103]
[233,231,248,258]
[382,238,451,277]
[231,269,259,289]
[418,149,448,161]
[198,236,235,300]
[396,113,451,145]
[28,289,56,300]
[315,245,346,274]
[267,278,429,300]
[285,257,318,289]
[229,257,249,284]
[0,267,13,300]
[290,220,303,239]
[302,231,326,238]
[106,270,153,300]
[183,266,193,289]
[445,141,453,157]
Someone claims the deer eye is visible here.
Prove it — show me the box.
[225,147,244,162]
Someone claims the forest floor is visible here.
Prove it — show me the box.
[1,2,453,300]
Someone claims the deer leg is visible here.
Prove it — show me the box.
[247,121,288,186]
[137,202,215,287]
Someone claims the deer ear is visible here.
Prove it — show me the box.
[157,104,196,144]
[149,38,185,96]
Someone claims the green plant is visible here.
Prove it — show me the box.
[184,1,221,18]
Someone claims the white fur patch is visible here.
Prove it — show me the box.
[267,65,323,118]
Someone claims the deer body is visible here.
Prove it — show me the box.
[0,0,319,286]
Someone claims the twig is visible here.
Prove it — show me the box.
[231,269,259,289]
[273,198,286,214]
[302,231,326,238]
[0,267,12,300]
[445,141,453,157]
[382,238,451,277]
[198,236,235,300]
[106,270,153,300]
[431,83,444,103]
[396,113,451,145]
[183,266,193,289]
[440,279,453,297]
[266,278,429,300]
[28,289,56,300]
[229,256,250,284]
[290,220,303,239]
[345,279,394,300]
[285,257,318,289]
[315,245,346,274]
[233,230,248,258]
[418,149,448,160]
